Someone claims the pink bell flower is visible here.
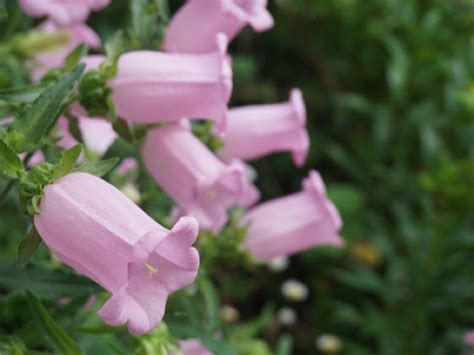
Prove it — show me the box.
[34,172,200,335]
[142,122,260,233]
[242,170,343,261]
[219,89,310,166]
[32,21,101,81]
[19,0,110,27]
[110,34,232,135]
[177,339,213,355]
[164,0,274,53]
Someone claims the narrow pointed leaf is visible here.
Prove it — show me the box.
[65,44,88,71]
[52,144,82,181]
[0,84,47,103]
[75,157,119,177]
[26,290,83,355]
[0,140,23,178]
[17,226,42,269]
[8,64,85,152]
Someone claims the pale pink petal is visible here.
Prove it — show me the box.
[219,89,309,166]
[34,173,200,335]
[110,34,232,134]
[142,122,259,233]
[242,170,343,261]
[164,0,273,54]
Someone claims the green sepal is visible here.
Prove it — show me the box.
[0,139,24,178]
[19,162,54,216]
[52,144,83,181]
[17,225,42,269]
[26,290,83,355]
[6,64,85,153]
[75,157,119,177]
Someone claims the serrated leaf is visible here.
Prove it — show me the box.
[0,84,47,103]
[52,144,82,181]
[64,44,88,71]
[8,64,85,152]
[0,139,23,178]
[26,290,83,355]
[75,157,119,177]
[17,226,42,269]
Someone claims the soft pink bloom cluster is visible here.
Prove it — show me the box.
[176,339,213,355]
[21,0,344,337]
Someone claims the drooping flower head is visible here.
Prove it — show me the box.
[165,0,274,53]
[142,122,259,233]
[19,0,110,27]
[110,34,232,135]
[242,170,343,261]
[34,172,200,335]
[219,89,309,166]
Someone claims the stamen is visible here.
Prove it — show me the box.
[144,262,159,277]
[205,188,216,198]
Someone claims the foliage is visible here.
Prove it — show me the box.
[0,0,473,355]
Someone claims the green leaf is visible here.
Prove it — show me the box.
[64,44,88,71]
[0,139,23,178]
[0,260,98,301]
[17,226,42,269]
[154,0,170,21]
[0,83,47,103]
[112,117,134,143]
[52,144,82,181]
[199,277,220,332]
[7,64,85,152]
[75,157,119,177]
[276,334,293,355]
[26,290,83,355]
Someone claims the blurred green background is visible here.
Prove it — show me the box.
[1,0,474,354]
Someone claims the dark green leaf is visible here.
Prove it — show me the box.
[154,0,169,21]
[7,64,85,152]
[17,225,42,269]
[75,157,119,177]
[112,117,134,143]
[64,44,88,71]
[26,290,83,355]
[0,139,23,178]
[199,277,220,332]
[52,144,82,181]
[276,334,293,355]
[0,84,47,103]
[0,260,99,300]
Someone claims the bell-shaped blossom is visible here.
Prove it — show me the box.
[34,172,200,335]
[110,34,232,135]
[57,116,117,158]
[142,122,259,233]
[32,21,101,81]
[19,0,110,27]
[242,170,343,261]
[219,89,309,166]
[177,339,213,355]
[164,0,274,54]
